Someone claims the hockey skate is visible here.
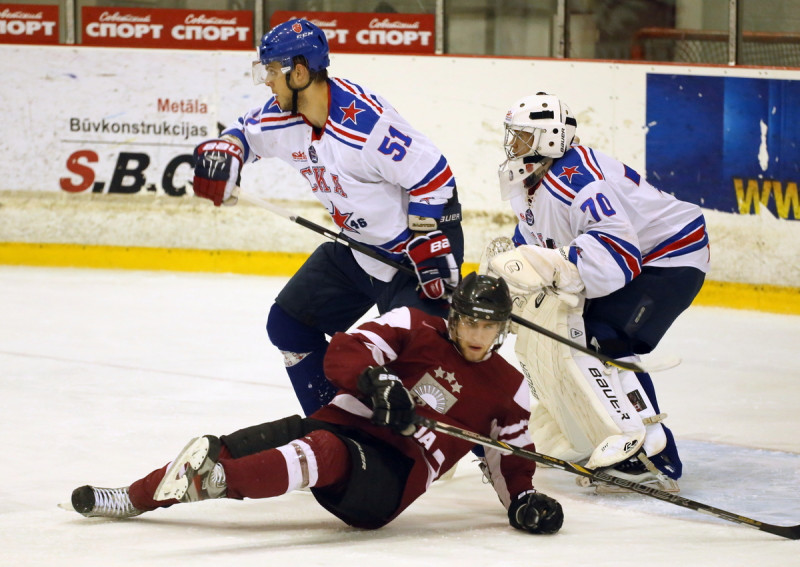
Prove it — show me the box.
[70,485,143,519]
[577,452,680,494]
[154,435,227,502]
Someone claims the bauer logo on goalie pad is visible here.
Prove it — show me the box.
[569,328,583,339]
[503,259,525,274]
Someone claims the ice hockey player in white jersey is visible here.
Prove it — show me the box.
[190,19,463,416]
[486,92,710,491]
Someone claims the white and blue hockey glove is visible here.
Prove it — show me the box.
[405,230,459,300]
[192,139,243,207]
[508,491,564,535]
[357,366,417,436]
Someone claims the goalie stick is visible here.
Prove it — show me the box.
[415,416,800,540]
[240,193,676,374]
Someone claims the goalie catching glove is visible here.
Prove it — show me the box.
[192,138,244,207]
[517,245,584,294]
[508,491,564,535]
[357,366,417,436]
[489,243,584,296]
[405,230,459,299]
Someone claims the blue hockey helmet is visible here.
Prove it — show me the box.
[257,19,330,72]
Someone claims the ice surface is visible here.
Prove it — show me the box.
[1,266,798,566]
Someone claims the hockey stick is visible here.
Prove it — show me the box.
[240,193,668,374]
[416,416,800,540]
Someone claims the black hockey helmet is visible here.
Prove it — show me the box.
[450,272,513,322]
[448,272,513,356]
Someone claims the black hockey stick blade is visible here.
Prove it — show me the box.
[416,416,800,540]
[240,193,650,373]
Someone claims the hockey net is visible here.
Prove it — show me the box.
[631,27,800,67]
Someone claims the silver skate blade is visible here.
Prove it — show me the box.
[58,501,76,512]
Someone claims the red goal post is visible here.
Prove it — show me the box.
[631,27,800,67]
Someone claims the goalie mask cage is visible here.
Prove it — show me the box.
[631,27,800,68]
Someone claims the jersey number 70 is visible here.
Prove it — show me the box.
[579,193,617,221]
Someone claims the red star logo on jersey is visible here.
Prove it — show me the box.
[330,205,357,232]
[339,101,364,124]
[558,165,582,183]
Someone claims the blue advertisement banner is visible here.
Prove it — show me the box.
[646,74,800,220]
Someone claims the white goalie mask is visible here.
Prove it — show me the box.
[498,155,553,201]
[503,93,577,160]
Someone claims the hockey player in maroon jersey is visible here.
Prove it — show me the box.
[68,273,563,535]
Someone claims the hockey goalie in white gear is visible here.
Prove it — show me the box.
[483,240,676,491]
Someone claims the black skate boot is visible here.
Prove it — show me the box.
[71,485,143,519]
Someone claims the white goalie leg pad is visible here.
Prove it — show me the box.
[529,400,586,463]
[582,360,646,470]
[514,289,645,467]
[617,362,668,457]
[515,290,616,461]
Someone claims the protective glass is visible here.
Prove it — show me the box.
[251,61,291,85]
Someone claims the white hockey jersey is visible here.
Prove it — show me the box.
[508,145,710,298]
[224,78,456,281]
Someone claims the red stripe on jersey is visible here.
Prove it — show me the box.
[326,119,368,143]
[544,171,577,200]
[260,113,296,124]
[409,165,454,196]
[334,78,384,115]
[598,234,642,278]
[387,235,414,253]
[575,146,604,180]
[643,225,706,263]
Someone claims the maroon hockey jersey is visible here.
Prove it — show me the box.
[316,306,537,518]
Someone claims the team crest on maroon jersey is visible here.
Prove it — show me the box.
[410,367,461,413]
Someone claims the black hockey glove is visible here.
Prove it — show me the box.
[508,491,564,535]
[192,139,243,207]
[357,366,417,436]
